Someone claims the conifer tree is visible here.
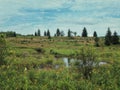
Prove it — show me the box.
[38,29,41,36]
[93,31,97,37]
[82,27,88,37]
[104,28,112,46]
[35,32,37,36]
[68,29,71,37]
[44,31,47,36]
[47,29,51,39]
[56,28,61,36]
[112,31,119,44]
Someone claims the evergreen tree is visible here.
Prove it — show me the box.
[13,32,16,37]
[56,28,61,36]
[44,31,47,36]
[35,32,37,36]
[68,29,71,37]
[104,28,112,46]
[82,27,88,37]
[93,31,97,37]
[47,29,51,39]
[38,29,41,36]
[112,31,119,44]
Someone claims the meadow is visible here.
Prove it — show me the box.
[0,36,120,90]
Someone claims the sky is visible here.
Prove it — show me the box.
[0,0,120,36]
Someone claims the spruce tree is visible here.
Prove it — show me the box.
[56,28,61,36]
[38,29,41,36]
[93,31,97,37]
[13,32,16,37]
[35,32,37,36]
[93,31,99,46]
[44,31,47,36]
[82,27,87,37]
[68,29,71,37]
[47,29,51,39]
[104,28,112,46]
[112,31,119,44]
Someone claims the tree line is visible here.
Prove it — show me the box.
[0,27,119,46]
[34,27,119,45]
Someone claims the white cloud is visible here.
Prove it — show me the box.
[0,0,120,36]
[70,0,120,11]
[0,0,67,18]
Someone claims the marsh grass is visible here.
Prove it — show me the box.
[0,36,120,89]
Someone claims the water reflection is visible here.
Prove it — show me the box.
[62,57,107,67]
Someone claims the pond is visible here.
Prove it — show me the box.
[62,57,107,67]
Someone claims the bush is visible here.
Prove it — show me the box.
[35,48,45,53]
[0,35,7,65]
[76,47,97,79]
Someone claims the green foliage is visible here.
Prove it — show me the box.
[93,31,97,37]
[104,28,112,46]
[105,28,119,46]
[77,47,97,79]
[68,29,71,37]
[112,31,119,44]
[35,48,45,53]
[35,29,41,36]
[94,37,100,47]
[44,31,47,36]
[38,29,41,36]
[91,63,120,90]
[56,28,61,36]
[47,29,51,39]
[82,27,88,37]
[0,31,17,37]
[1,62,120,90]
[0,35,7,65]
[35,32,37,36]
[0,36,120,89]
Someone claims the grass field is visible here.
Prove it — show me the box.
[0,36,120,90]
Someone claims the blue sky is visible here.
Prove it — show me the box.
[0,0,120,36]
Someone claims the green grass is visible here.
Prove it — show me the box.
[0,36,120,89]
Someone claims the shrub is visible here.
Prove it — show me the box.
[77,47,97,79]
[35,48,45,53]
[0,35,7,65]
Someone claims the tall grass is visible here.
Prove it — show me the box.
[0,36,120,89]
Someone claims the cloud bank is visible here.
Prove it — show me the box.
[0,0,120,36]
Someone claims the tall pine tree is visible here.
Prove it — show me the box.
[93,31,97,37]
[104,28,112,46]
[47,29,51,39]
[44,31,47,36]
[56,28,61,36]
[35,32,37,36]
[82,27,87,37]
[38,29,41,36]
[112,31,119,44]
[93,31,99,47]
[68,29,71,37]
